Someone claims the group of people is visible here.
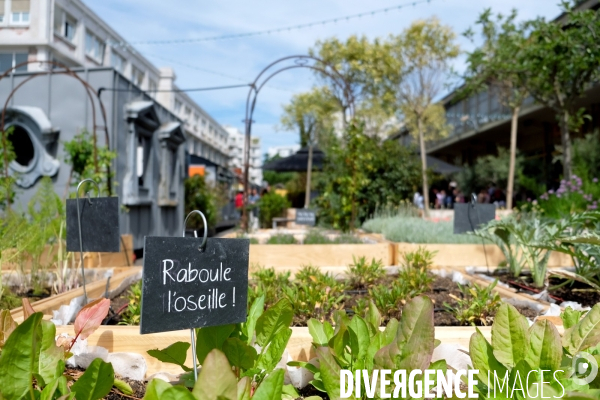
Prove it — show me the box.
[413,182,507,209]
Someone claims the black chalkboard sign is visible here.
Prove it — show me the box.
[453,203,496,234]
[296,209,316,226]
[66,197,120,252]
[140,237,249,334]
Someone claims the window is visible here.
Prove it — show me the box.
[54,7,77,42]
[131,65,144,86]
[11,0,29,25]
[174,99,182,114]
[184,106,191,120]
[111,51,125,73]
[148,79,157,96]
[0,0,5,23]
[0,52,27,73]
[85,31,105,63]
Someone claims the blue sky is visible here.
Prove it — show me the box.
[84,0,564,154]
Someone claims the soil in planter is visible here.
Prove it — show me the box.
[0,285,52,310]
[491,270,600,307]
[105,286,133,325]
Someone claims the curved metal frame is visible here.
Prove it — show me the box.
[0,60,114,206]
[242,55,355,230]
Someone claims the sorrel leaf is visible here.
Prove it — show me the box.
[70,358,114,400]
[222,337,257,370]
[37,320,65,384]
[255,298,293,347]
[526,319,562,371]
[144,378,172,400]
[243,294,264,345]
[469,328,508,389]
[491,303,528,368]
[22,298,36,319]
[395,295,435,371]
[256,327,291,372]
[252,369,285,400]
[0,309,17,348]
[0,312,42,399]
[564,303,600,355]
[161,386,197,400]
[147,341,192,372]
[192,349,237,400]
[73,298,110,342]
[315,347,353,400]
[237,376,252,400]
[195,324,235,364]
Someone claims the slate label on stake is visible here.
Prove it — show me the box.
[66,197,120,252]
[140,237,249,334]
[295,209,316,226]
[453,203,496,234]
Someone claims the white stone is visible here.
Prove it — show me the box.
[146,372,180,383]
[431,343,471,372]
[108,352,148,381]
[74,346,109,369]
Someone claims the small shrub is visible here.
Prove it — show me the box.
[119,280,141,325]
[333,233,363,244]
[248,266,290,309]
[444,280,502,326]
[266,234,297,245]
[401,246,436,269]
[259,192,290,228]
[347,256,385,289]
[303,230,333,244]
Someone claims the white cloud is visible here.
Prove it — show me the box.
[84,0,564,150]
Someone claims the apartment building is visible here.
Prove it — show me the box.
[0,0,230,177]
[267,145,300,159]
[225,126,262,186]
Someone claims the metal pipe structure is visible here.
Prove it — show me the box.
[242,55,355,230]
[0,60,114,201]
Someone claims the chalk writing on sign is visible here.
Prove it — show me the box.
[140,237,249,334]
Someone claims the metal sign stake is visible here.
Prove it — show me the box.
[75,179,100,304]
[182,210,208,383]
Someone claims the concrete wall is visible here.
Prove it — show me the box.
[0,67,185,250]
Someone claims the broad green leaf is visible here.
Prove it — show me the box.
[257,327,292,372]
[328,323,350,367]
[0,312,43,400]
[40,376,61,400]
[348,316,370,361]
[144,378,174,400]
[429,359,447,373]
[382,318,399,343]
[564,304,600,355]
[255,298,293,347]
[315,347,354,400]
[195,324,235,364]
[562,307,583,330]
[147,341,192,371]
[253,369,285,400]
[308,319,329,346]
[509,359,533,400]
[366,300,381,332]
[526,320,561,371]
[192,349,237,400]
[162,386,197,400]
[288,360,319,374]
[71,358,114,400]
[469,329,508,389]
[323,321,334,339]
[237,376,251,400]
[0,309,17,348]
[282,384,300,399]
[114,378,134,395]
[396,296,435,371]
[492,303,529,368]
[37,320,65,384]
[244,294,264,344]
[222,337,257,370]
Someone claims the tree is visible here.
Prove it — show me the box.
[279,87,337,147]
[516,2,600,180]
[395,18,459,216]
[462,9,528,209]
[310,35,403,131]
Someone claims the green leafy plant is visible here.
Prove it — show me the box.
[0,298,118,399]
[184,175,228,232]
[0,126,16,211]
[469,302,600,398]
[266,234,297,245]
[248,267,291,309]
[347,256,385,289]
[292,296,443,399]
[259,192,291,229]
[147,296,297,397]
[445,280,502,326]
[284,267,347,325]
[119,280,142,325]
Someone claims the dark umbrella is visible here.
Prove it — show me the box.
[425,155,462,175]
[262,146,325,172]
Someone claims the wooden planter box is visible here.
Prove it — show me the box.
[250,243,394,269]
[397,243,573,269]
[54,325,500,378]
[11,267,142,322]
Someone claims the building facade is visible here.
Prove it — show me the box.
[267,145,300,159]
[225,126,262,187]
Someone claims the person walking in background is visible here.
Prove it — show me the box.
[248,188,260,231]
[235,190,243,209]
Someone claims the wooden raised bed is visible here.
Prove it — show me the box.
[11,267,141,322]
[249,243,394,268]
[397,243,573,269]
[54,325,504,378]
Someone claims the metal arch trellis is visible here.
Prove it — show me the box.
[0,60,114,208]
[241,55,356,231]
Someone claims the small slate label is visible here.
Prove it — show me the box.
[66,197,120,252]
[295,209,316,226]
[453,203,496,234]
[140,237,249,334]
